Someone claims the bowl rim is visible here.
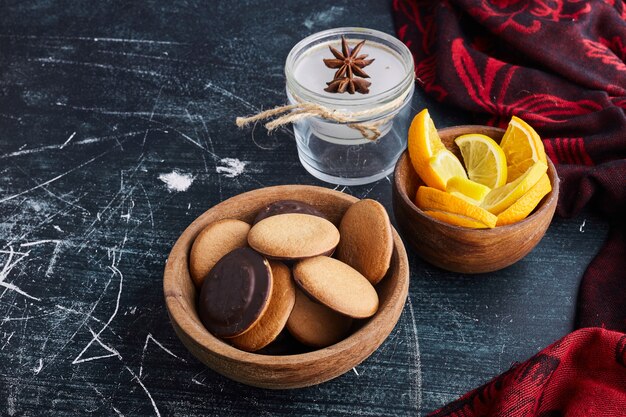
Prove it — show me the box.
[393,125,560,234]
[163,184,410,368]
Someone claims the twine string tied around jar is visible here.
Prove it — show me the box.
[235,87,412,141]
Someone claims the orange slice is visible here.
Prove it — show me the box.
[481,161,547,215]
[415,186,497,228]
[454,133,507,188]
[423,210,492,229]
[446,176,491,205]
[427,149,468,190]
[407,109,448,190]
[496,173,552,226]
[499,116,547,181]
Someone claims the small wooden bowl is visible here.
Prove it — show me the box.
[163,185,409,389]
[392,125,559,273]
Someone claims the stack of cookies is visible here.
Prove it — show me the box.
[189,199,394,353]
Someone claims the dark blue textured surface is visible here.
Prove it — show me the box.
[0,1,608,415]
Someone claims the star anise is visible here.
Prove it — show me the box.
[323,35,375,80]
[325,77,372,95]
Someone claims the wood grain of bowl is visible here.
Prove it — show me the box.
[163,185,409,389]
[392,125,559,274]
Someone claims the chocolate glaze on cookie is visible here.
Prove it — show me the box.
[198,247,272,338]
[253,200,326,224]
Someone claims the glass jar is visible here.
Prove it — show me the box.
[285,27,415,186]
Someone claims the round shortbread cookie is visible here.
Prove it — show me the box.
[248,213,340,260]
[286,289,353,348]
[336,199,393,285]
[198,247,272,338]
[189,219,251,288]
[231,261,296,352]
[253,200,326,224]
[293,256,379,319]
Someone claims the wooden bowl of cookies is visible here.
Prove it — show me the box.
[392,125,559,273]
[163,185,409,389]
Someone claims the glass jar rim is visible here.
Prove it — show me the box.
[285,27,415,111]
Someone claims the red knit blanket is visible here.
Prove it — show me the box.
[393,1,626,415]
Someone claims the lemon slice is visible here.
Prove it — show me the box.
[446,176,491,205]
[500,116,547,181]
[454,134,507,188]
[423,210,492,229]
[496,173,552,226]
[481,161,547,215]
[427,149,468,190]
[407,109,448,190]
[415,186,497,228]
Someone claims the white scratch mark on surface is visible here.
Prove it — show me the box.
[0,113,22,122]
[55,304,107,326]
[0,148,115,204]
[1,331,15,350]
[0,33,186,45]
[0,130,145,160]
[20,240,63,277]
[53,225,64,233]
[142,118,206,150]
[158,171,194,192]
[175,129,205,150]
[580,219,586,233]
[2,312,56,323]
[352,367,359,376]
[92,37,184,45]
[33,358,43,374]
[139,184,154,228]
[35,277,114,373]
[72,326,121,363]
[7,385,16,416]
[303,6,345,29]
[497,344,506,371]
[60,131,77,149]
[0,249,29,256]
[72,261,123,364]
[41,184,90,214]
[54,103,189,119]
[125,366,161,417]
[407,296,423,417]
[45,241,64,277]
[191,377,209,387]
[204,81,258,113]
[97,49,189,64]
[143,86,164,148]
[20,239,61,248]
[120,199,135,222]
[139,333,186,378]
[32,57,172,80]
[216,158,247,178]
[89,382,124,416]
[0,247,39,301]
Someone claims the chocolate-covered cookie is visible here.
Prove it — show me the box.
[189,219,250,288]
[198,247,272,338]
[230,261,296,352]
[253,200,326,224]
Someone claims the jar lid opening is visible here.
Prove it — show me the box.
[285,27,415,111]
